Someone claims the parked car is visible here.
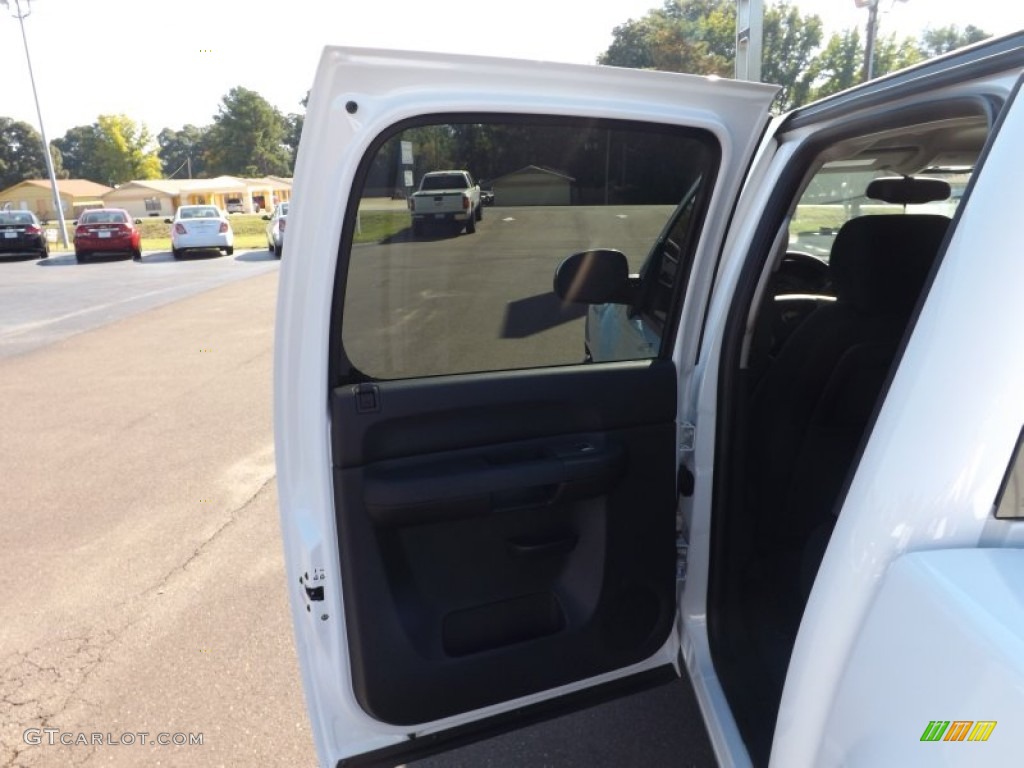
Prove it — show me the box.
[73,208,141,263]
[226,197,245,214]
[166,205,234,258]
[276,36,1024,768]
[262,202,288,258]
[0,210,48,259]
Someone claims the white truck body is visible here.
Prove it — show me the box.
[275,38,1024,768]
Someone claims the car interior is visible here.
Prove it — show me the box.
[709,108,993,764]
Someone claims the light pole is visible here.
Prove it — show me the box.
[2,0,69,247]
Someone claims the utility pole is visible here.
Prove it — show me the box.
[2,0,69,247]
[856,0,881,81]
[735,0,763,82]
[856,0,907,82]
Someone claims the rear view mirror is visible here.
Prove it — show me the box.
[866,176,951,205]
[554,249,636,305]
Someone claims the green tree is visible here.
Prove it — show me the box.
[873,33,925,79]
[807,29,863,101]
[157,124,209,178]
[0,117,65,189]
[205,87,291,177]
[762,1,823,111]
[56,116,160,184]
[53,124,99,179]
[88,115,162,185]
[599,0,824,108]
[919,24,990,57]
[283,91,309,172]
[599,0,735,75]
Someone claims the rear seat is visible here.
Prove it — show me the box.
[746,214,950,592]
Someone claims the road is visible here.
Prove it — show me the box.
[0,248,280,360]
[0,237,716,767]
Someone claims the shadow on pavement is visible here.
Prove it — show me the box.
[236,250,278,263]
[2,253,48,264]
[379,226,466,245]
[501,292,586,339]
[169,249,229,261]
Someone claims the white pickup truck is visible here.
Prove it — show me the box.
[408,170,481,235]
[277,38,1024,768]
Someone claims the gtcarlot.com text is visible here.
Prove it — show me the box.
[23,729,204,747]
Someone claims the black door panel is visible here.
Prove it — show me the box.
[331,360,679,725]
[331,362,678,466]
[362,434,626,526]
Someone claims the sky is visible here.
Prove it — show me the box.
[0,0,1022,142]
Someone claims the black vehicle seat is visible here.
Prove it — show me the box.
[746,214,949,577]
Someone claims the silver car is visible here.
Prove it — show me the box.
[263,202,288,258]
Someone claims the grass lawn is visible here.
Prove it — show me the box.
[47,211,411,252]
[354,210,411,244]
[790,203,904,235]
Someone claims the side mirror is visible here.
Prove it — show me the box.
[163,218,173,224]
[134,218,142,225]
[553,249,635,305]
[262,214,271,220]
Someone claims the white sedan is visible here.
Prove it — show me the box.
[166,205,234,258]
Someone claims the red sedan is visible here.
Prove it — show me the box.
[74,208,142,263]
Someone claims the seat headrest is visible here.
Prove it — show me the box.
[830,215,949,314]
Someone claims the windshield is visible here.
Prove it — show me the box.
[180,207,220,219]
[80,211,127,224]
[0,212,34,225]
[420,174,467,191]
[789,168,967,260]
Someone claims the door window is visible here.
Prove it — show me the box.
[339,117,719,381]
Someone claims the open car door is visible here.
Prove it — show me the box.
[275,47,778,767]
